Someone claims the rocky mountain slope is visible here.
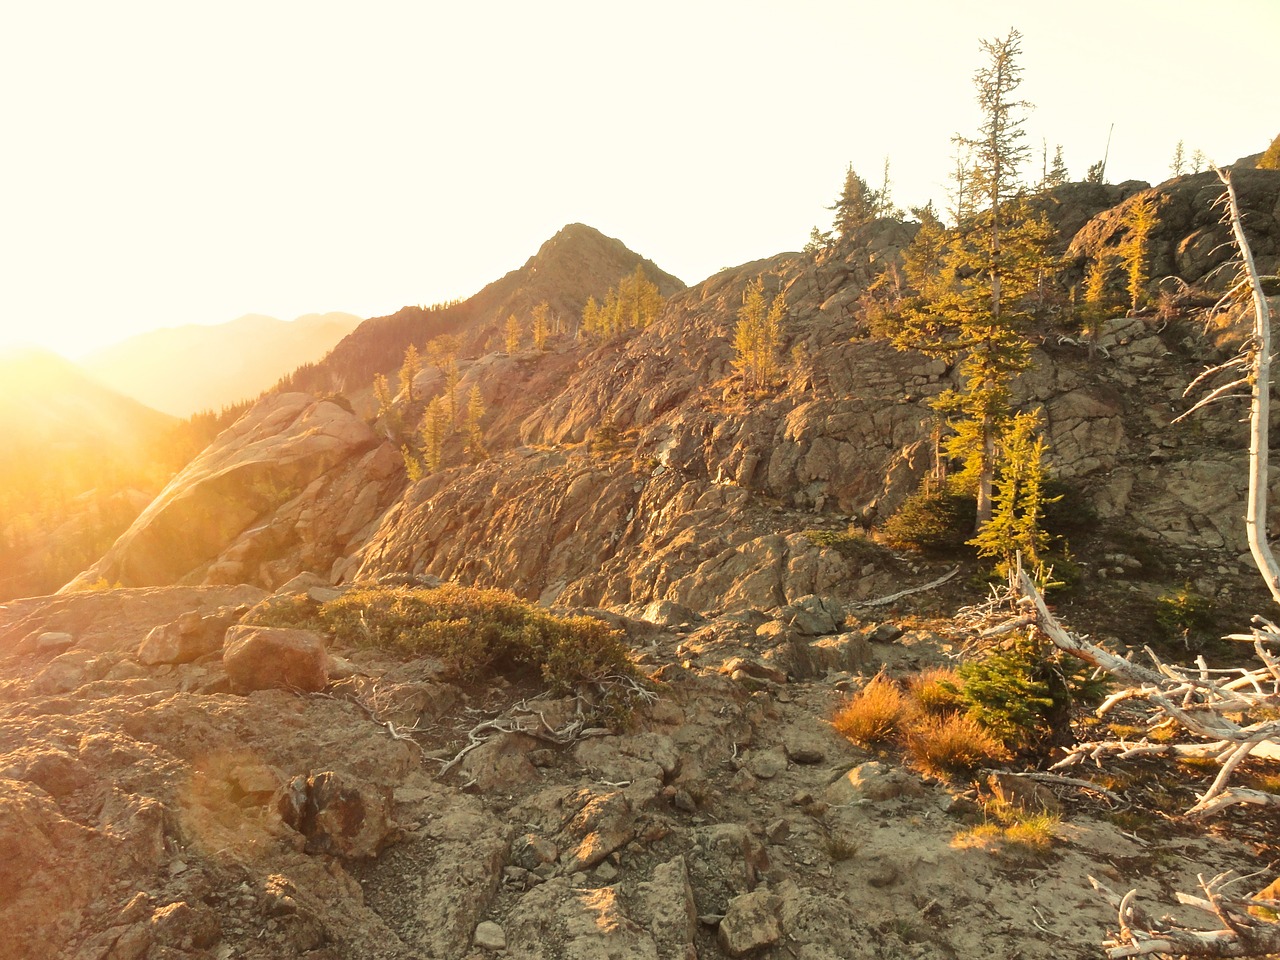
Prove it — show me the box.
[6,171,1280,960]
[83,313,362,417]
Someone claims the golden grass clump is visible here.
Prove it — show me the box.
[832,676,907,746]
[904,713,1008,778]
[953,798,1060,857]
[906,667,964,716]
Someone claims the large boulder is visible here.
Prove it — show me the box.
[63,393,403,591]
[222,624,329,693]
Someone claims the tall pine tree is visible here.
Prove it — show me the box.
[894,29,1053,530]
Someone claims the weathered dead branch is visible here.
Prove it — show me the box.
[853,566,959,608]
[1090,873,1280,958]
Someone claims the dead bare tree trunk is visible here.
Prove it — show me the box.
[1223,170,1280,604]
[985,169,1280,957]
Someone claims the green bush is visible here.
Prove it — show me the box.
[879,488,976,553]
[957,633,1104,755]
[247,584,640,696]
[803,527,889,564]
[1155,583,1215,645]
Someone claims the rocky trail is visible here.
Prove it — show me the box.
[2,579,1269,960]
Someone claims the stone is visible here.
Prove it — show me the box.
[473,920,506,950]
[642,600,703,628]
[746,748,787,780]
[868,623,903,643]
[63,394,403,591]
[779,595,843,636]
[633,856,699,960]
[718,888,782,956]
[137,610,227,665]
[822,761,925,804]
[460,732,539,792]
[720,657,786,685]
[35,631,74,653]
[511,834,559,870]
[277,771,397,859]
[987,772,1062,815]
[222,625,328,693]
[557,789,635,872]
[150,900,221,949]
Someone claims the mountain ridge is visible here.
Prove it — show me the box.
[83,311,362,417]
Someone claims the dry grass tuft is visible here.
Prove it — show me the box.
[953,798,1060,857]
[907,667,964,716]
[905,713,1008,778]
[833,677,907,746]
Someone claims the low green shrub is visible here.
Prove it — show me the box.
[803,527,889,564]
[247,584,639,695]
[956,632,1104,755]
[1154,583,1215,646]
[879,489,976,553]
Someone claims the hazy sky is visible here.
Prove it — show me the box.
[1,1,1275,358]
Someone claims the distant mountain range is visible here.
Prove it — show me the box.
[82,311,362,417]
[0,346,176,463]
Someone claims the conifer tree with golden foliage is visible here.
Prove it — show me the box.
[399,343,422,404]
[732,278,786,393]
[580,266,664,339]
[504,314,522,354]
[893,29,1054,531]
[531,302,550,351]
[419,397,447,473]
[1260,132,1280,170]
[463,386,487,463]
[426,335,461,429]
[968,409,1057,576]
[1122,194,1160,312]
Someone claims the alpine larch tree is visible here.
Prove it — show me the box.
[894,28,1053,530]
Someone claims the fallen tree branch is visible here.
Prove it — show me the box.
[854,566,959,608]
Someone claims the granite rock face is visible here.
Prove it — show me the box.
[64,394,403,591]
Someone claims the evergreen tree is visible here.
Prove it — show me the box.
[1190,148,1208,173]
[581,296,601,339]
[1079,249,1120,345]
[829,163,878,238]
[1046,145,1068,187]
[733,278,785,393]
[803,226,835,259]
[873,157,900,218]
[426,335,461,429]
[582,268,664,340]
[373,373,395,423]
[1170,139,1188,176]
[463,386,487,462]
[399,343,422,404]
[1260,133,1280,170]
[419,397,447,473]
[895,30,1052,530]
[968,409,1057,576]
[947,145,978,224]
[504,314,522,353]
[531,302,550,350]
[1123,195,1159,312]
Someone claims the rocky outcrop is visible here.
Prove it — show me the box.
[1065,168,1280,288]
[65,393,404,591]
